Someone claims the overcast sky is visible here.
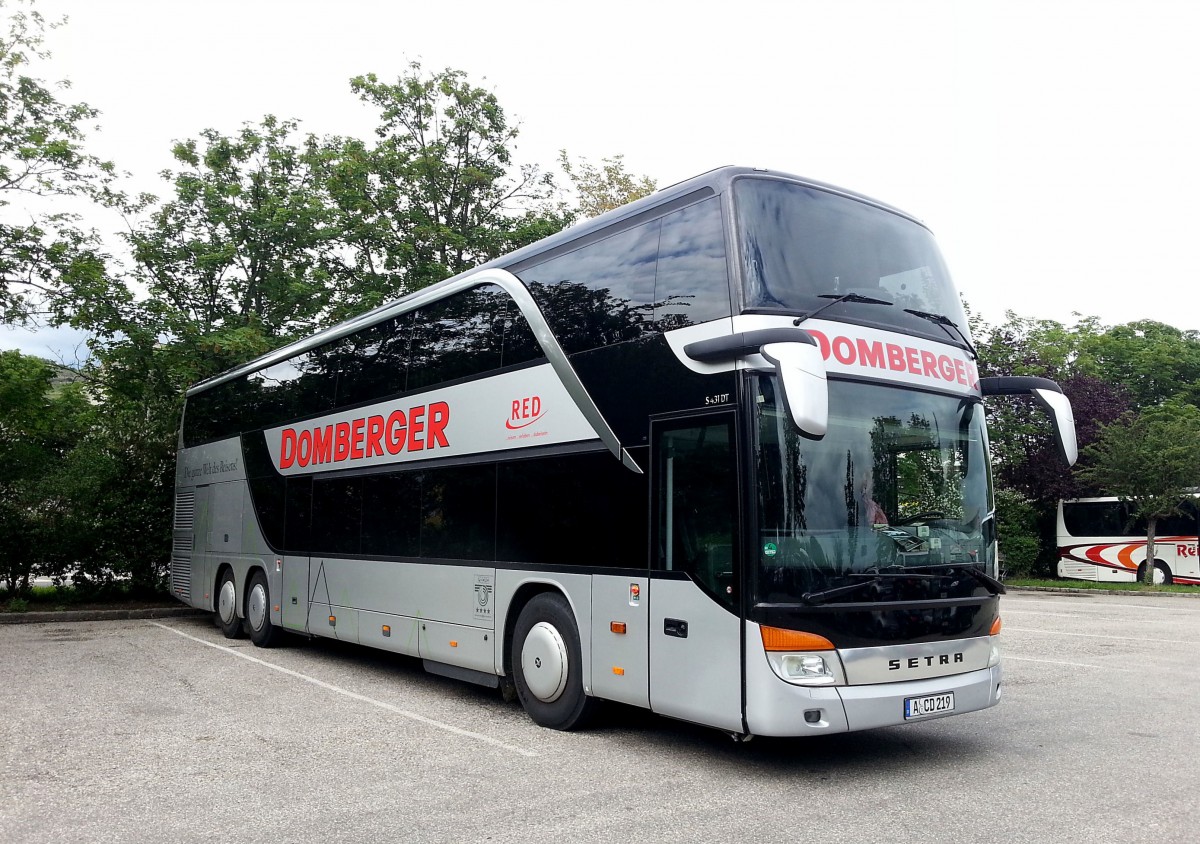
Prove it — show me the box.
[5,0,1199,362]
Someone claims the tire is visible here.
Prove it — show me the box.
[1137,561,1173,586]
[215,569,244,639]
[245,570,284,647]
[511,592,596,730]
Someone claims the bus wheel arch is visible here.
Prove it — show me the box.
[214,565,244,639]
[1137,560,1173,585]
[507,588,596,730]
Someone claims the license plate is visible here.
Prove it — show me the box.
[904,692,955,719]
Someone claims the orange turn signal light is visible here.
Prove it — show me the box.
[760,626,835,652]
[613,666,625,676]
[610,622,627,635]
[990,616,1003,635]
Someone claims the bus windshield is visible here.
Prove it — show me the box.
[735,178,969,341]
[752,376,995,605]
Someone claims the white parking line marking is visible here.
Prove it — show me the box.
[1005,626,1190,645]
[1004,655,1101,669]
[149,622,537,758]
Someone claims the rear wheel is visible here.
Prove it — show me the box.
[245,571,284,647]
[215,569,243,639]
[1137,561,1173,585]
[511,592,596,730]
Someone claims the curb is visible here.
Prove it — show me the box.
[0,607,209,625]
[1006,585,1200,599]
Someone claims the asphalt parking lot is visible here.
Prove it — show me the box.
[2,590,1198,843]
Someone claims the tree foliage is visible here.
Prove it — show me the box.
[558,150,656,220]
[975,311,1200,575]
[0,0,118,326]
[317,64,570,318]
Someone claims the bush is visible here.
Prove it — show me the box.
[995,487,1042,578]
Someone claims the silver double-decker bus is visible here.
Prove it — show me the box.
[170,166,1076,737]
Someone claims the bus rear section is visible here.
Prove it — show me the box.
[1057,497,1200,585]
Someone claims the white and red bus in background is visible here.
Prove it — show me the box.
[1057,496,1200,585]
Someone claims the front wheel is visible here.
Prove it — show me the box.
[245,571,284,647]
[511,592,596,730]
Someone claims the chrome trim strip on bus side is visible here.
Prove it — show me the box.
[187,268,642,474]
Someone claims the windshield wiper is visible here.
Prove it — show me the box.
[793,292,892,327]
[903,308,978,359]
[900,564,1006,596]
[800,570,936,606]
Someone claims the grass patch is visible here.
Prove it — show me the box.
[1007,577,1200,593]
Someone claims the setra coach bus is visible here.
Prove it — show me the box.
[170,166,1077,738]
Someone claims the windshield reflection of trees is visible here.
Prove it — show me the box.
[756,379,991,606]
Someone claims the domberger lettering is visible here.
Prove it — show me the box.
[807,329,979,389]
[279,401,450,469]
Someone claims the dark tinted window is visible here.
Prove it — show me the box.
[736,178,965,339]
[497,452,647,567]
[312,478,363,555]
[183,351,339,448]
[182,287,550,448]
[1066,499,1200,538]
[657,419,738,607]
[420,465,496,560]
[653,197,730,330]
[520,222,661,354]
[247,351,338,429]
[333,314,413,408]
[500,298,544,368]
[1161,501,1199,536]
[361,472,421,556]
[518,200,730,355]
[408,286,506,391]
[247,476,286,550]
[284,476,313,553]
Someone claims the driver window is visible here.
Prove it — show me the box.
[655,418,738,608]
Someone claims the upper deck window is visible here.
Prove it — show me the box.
[735,178,968,341]
[517,196,730,355]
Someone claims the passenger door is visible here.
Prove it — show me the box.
[648,414,744,732]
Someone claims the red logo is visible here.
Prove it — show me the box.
[506,396,545,430]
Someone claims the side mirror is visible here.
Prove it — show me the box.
[683,328,829,440]
[980,376,1078,466]
[761,342,829,439]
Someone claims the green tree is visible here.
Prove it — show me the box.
[1076,320,1200,408]
[128,115,338,355]
[0,350,107,592]
[0,0,118,326]
[315,63,570,318]
[1078,403,1200,584]
[558,151,656,220]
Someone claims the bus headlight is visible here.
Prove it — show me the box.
[766,651,845,686]
[760,626,846,686]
